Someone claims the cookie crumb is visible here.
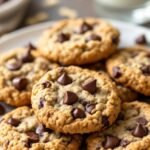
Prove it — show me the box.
[58,7,78,18]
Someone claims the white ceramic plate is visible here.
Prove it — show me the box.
[0,19,149,114]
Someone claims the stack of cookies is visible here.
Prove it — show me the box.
[0,18,150,150]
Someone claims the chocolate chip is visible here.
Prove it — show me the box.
[140,65,150,75]
[117,112,124,120]
[42,81,51,88]
[6,60,22,71]
[137,117,148,125]
[85,103,95,114]
[72,108,86,119]
[36,124,45,136]
[135,34,147,45]
[63,91,78,105]
[27,43,37,51]
[82,79,97,94]
[21,49,34,63]
[132,124,148,137]
[112,66,122,78]
[7,118,20,127]
[112,36,119,44]
[120,140,130,147]
[76,22,93,34]
[38,98,45,109]
[12,77,28,91]
[86,34,101,42]
[0,104,5,115]
[56,33,70,43]
[102,116,109,127]
[26,131,39,143]
[103,135,120,149]
[57,73,72,85]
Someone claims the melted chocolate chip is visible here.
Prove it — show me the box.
[63,91,78,105]
[135,34,147,45]
[57,73,72,85]
[137,117,148,125]
[56,33,70,43]
[27,43,37,51]
[103,135,120,149]
[7,118,20,127]
[36,124,45,136]
[38,98,45,109]
[132,124,148,137]
[86,34,101,42]
[0,104,5,115]
[140,65,150,75]
[82,79,97,94]
[26,131,39,143]
[12,77,28,91]
[112,66,122,78]
[76,22,93,34]
[85,103,95,114]
[102,116,109,127]
[42,81,51,88]
[6,60,22,71]
[120,140,130,147]
[72,108,86,119]
[21,49,34,63]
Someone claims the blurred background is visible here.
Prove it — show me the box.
[0,0,150,35]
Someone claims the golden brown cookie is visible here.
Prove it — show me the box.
[38,18,120,65]
[32,66,121,134]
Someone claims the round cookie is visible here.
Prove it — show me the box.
[32,66,121,134]
[87,101,150,150]
[0,45,59,106]
[116,85,138,102]
[38,18,120,65]
[106,47,150,96]
[0,107,80,150]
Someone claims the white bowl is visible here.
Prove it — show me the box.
[0,0,30,35]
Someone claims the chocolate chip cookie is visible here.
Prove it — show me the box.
[31,66,121,134]
[0,107,80,150]
[116,85,138,102]
[106,47,150,96]
[0,46,59,106]
[87,101,150,150]
[38,18,120,65]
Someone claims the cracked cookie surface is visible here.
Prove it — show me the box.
[38,18,120,65]
[0,107,80,150]
[106,47,150,96]
[87,101,150,150]
[0,46,59,106]
[31,66,121,134]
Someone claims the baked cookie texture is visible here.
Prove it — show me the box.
[31,66,121,134]
[38,18,120,65]
[87,101,150,150]
[116,85,138,102]
[106,47,150,96]
[0,47,59,106]
[0,107,81,150]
